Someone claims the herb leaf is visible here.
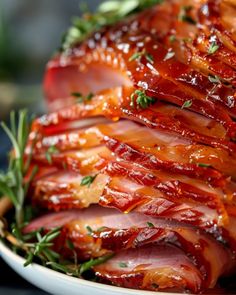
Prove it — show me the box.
[129,50,154,64]
[147,222,154,228]
[80,253,114,275]
[131,90,155,109]
[181,100,192,109]
[197,163,211,168]
[178,6,196,25]
[71,92,94,103]
[45,145,59,165]
[169,35,176,42]
[208,41,219,55]
[0,110,36,227]
[86,225,93,234]
[119,262,128,268]
[208,75,220,84]
[80,175,97,187]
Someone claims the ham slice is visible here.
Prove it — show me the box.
[94,244,203,293]
[23,206,232,289]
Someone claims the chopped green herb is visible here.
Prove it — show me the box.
[86,92,94,101]
[169,35,176,42]
[208,75,221,84]
[178,6,196,25]
[181,100,192,109]
[208,41,219,55]
[181,15,196,24]
[131,90,156,109]
[86,225,93,234]
[45,146,59,165]
[145,53,154,64]
[119,262,128,268]
[71,92,82,98]
[197,163,211,168]
[147,222,154,228]
[163,50,175,61]
[72,92,94,103]
[80,175,97,187]
[129,50,154,64]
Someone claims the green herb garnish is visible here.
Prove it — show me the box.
[129,50,154,64]
[208,41,219,55]
[169,35,176,42]
[45,145,59,165]
[197,163,211,168]
[80,253,115,274]
[0,110,115,276]
[147,222,154,228]
[119,262,128,268]
[61,0,164,51]
[80,175,97,187]
[71,92,94,103]
[66,239,75,250]
[181,100,192,109]
[130,89,155,109]
[178,6,196,25]
[24,227,61,267]
[0,110,38,227]
[208,75,220,84]
[86,225,93,234]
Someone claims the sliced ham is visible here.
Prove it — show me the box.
[23,206,232,288]
[94,244,203,293]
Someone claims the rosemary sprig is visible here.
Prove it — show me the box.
[0,110,115,275]
[61,0,164,51]
[0,110,37,227]
[79,253,114,275]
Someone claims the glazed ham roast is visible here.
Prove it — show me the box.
[24,0,236,293]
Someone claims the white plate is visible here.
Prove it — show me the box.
[0,241,179,295]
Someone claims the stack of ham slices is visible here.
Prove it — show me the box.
[24,0,236,293]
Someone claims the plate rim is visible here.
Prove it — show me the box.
[0,241,179,295]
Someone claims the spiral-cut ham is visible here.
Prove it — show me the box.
[23,0,236,293]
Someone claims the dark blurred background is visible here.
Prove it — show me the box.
[0,1,101,294]
[0,0,102,168]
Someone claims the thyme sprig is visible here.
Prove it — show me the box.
[0,110,38,228]
[131,89,156,109]
[61,0,164,51]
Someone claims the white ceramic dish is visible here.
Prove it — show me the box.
[0,241,179,295]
